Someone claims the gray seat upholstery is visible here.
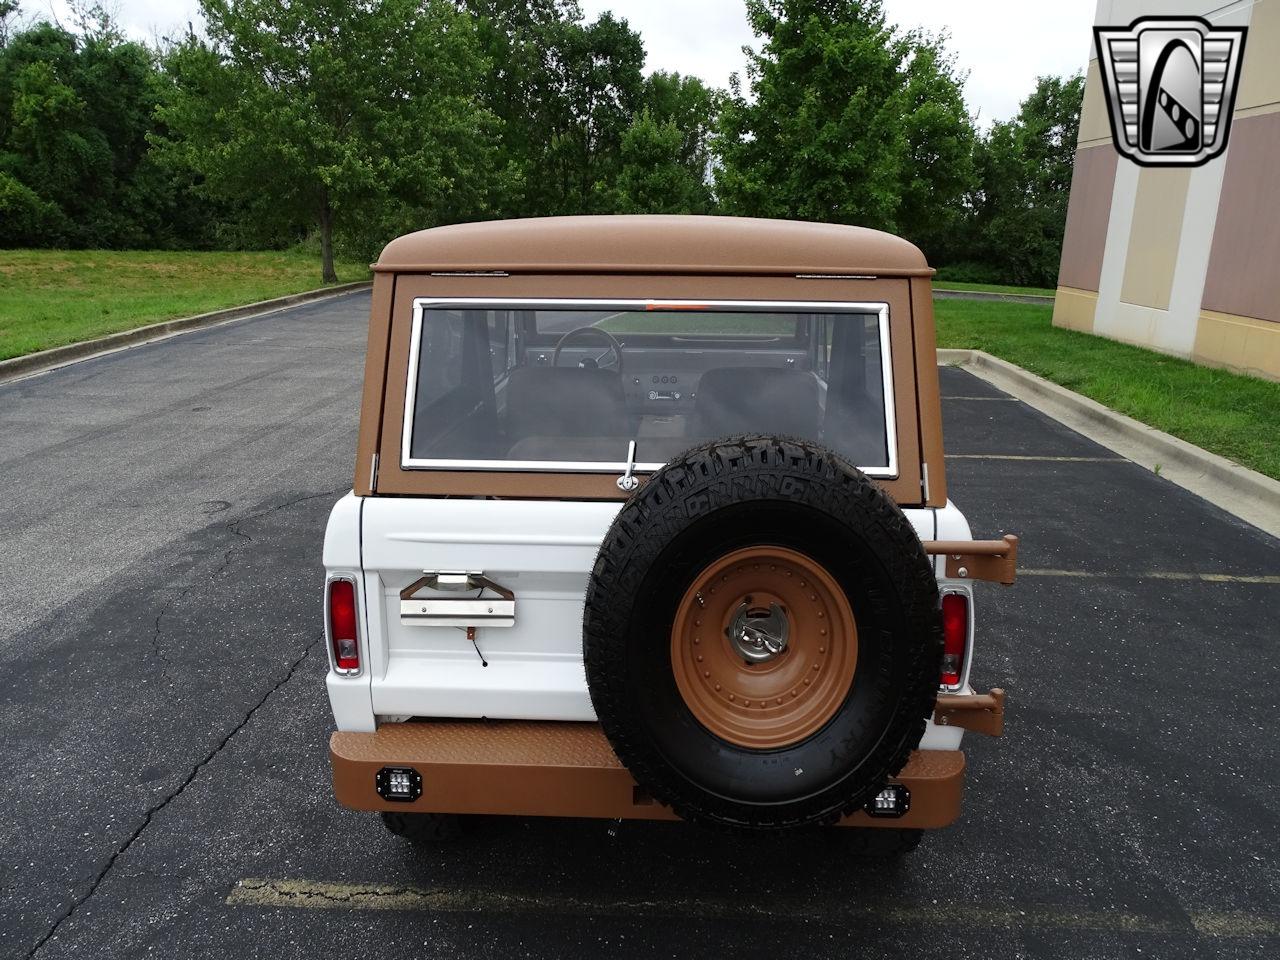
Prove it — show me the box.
[504,366,627,443]
[691,367,821,439]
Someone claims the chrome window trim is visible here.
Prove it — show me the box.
[401,297,898,478]
[324,572,364,678]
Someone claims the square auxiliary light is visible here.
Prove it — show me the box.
[865,783,911,818]
[375,766,423,803]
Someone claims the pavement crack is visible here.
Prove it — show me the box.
[24,634,322,959]
[226,489,346,544]
[149,489,344,672]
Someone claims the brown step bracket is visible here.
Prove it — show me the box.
[330,720,967,829]
[934,687,1006,737]
[922,534,1019,585]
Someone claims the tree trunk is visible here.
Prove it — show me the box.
[319,193,337,284]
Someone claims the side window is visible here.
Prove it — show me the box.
[813,315,830,381]
[488,311,511,379]
[417,310,464,409]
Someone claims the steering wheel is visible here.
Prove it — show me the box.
[552,326,624,374]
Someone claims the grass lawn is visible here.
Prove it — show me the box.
[935,298,1280,480]
[0,249,370,362]
[932,279,1057,298]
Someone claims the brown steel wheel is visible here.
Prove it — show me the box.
[584,436,943,831]
[670,546,857,749]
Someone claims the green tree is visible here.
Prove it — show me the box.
[0,169,57,243]
[897,33,976,264]
[964,73,1085,286]
[0,0,23,48]
[547,11,645,213]
[463,0,644,217]
[462,0,576,215]
[157,0,501,280]
[638,70,721,195]
[614,108,712,214]
[0,7,165,247]
[714,0,975,259]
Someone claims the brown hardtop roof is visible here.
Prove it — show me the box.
[375,215,931,277]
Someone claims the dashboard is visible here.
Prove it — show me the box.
[525,344,812,414]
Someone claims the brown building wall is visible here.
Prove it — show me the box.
[1055,0,1280,380]
[1201,112,1280,325]
[1057,145,1118,293]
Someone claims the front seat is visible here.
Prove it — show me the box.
[504,366,628,459]
[690,366,820,440]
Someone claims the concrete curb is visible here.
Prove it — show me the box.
[0,280,372,384]
[933,289,1054,305]
[939,348,1280,539]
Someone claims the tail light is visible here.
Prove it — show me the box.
[327,578,360,674]
[940,592,969,687]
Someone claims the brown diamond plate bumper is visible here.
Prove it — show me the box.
[331,720,967,829]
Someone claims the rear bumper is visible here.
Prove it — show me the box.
[331,720,970,830]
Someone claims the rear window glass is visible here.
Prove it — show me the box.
[403,301,895,476]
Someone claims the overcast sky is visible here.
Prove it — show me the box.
[44,0,1096,126]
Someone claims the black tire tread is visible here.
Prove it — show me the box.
[379,811,464,842]
[583,435,942,831]
[841,828,924,860]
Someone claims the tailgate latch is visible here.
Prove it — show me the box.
[399,571,516,627]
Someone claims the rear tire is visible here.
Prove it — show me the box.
[584,436,943,831]
[380,811,465,843]
[840,828,923,860]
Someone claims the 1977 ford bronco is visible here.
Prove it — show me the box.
[323,216,1015,854]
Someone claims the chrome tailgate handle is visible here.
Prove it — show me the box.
[399,571,516,627]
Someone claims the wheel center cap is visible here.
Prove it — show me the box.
[728,601,790,662]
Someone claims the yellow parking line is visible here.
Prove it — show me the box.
[225,878,1277,938]
[946,454,1126,462]
[1020,568,1280,584]
[1149,571,1280,583]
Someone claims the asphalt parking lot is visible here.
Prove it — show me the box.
[1,290,1277,959]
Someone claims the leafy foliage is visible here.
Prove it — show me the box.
[961,74,1086,286]
[612,72,719,214]
[156,0,501,280]
[0,8,205,247]
[896,34,976,264]
[614,109,712,214]
[463,0,646,217]
[639,71,720,190]
[714,0,976,263]
[0,0,1086,288]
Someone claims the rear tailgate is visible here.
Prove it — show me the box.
[358,497,938,724]
[360,497,620,721]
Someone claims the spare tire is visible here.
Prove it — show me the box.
[583,436,942,830]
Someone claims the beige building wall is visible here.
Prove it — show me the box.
[1054,0,1280,381]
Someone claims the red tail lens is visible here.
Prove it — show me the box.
[328,579,360,672]
[940,593,968,686]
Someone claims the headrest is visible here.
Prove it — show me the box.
[505,366,626,439]
[691,366,820,440]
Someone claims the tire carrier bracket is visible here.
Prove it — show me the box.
[921,535,1019,585]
